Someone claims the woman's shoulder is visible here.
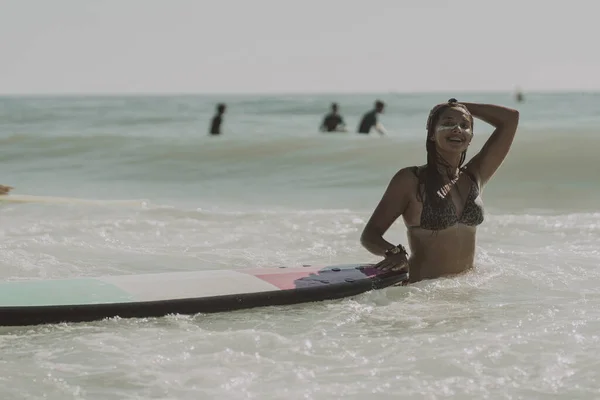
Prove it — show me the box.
[389,166,422,187]
[462,162,484,189]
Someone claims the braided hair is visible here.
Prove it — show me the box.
[417,98,474,206]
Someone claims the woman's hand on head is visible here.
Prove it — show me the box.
[374,252,408,272]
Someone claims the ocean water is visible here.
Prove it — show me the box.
[1,92,600,399]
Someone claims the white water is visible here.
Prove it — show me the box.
[2,93,600,398]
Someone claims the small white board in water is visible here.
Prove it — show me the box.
[0,264,407,327]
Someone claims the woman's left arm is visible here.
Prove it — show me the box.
[462,102,520,186]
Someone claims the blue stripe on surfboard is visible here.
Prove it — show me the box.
[0,278,134,306]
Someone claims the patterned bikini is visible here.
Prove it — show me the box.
[410,166,484,230]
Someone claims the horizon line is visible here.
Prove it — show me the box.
[1,88,599,98]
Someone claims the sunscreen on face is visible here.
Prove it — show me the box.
[435,123,472,134]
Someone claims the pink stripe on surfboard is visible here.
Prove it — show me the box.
[239,265,381,290]
[239,266,322,290]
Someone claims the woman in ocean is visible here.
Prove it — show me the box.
[360,98,520,283]
[0,185,12,195]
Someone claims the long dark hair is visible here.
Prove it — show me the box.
[417,99,474,206]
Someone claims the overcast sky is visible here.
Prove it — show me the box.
[1,0,598,94]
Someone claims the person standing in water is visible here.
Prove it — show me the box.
[209,103,226,135]
[360,98,519,283]
[515,90,524,103]
[358,100,386,135]
[319,102,347,132]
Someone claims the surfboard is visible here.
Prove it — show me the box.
[0,264,407,327]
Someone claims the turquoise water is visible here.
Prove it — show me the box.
[1,92,600,399]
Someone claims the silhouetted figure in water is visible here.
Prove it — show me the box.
[209,103,226,135]
[515,91,524,103]
[358,100,386,135]
[319,103,347,132]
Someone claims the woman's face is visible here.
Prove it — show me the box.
[431,107,473,153]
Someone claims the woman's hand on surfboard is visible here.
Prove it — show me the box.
[0,185,13,195]
[374,253,408,272]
